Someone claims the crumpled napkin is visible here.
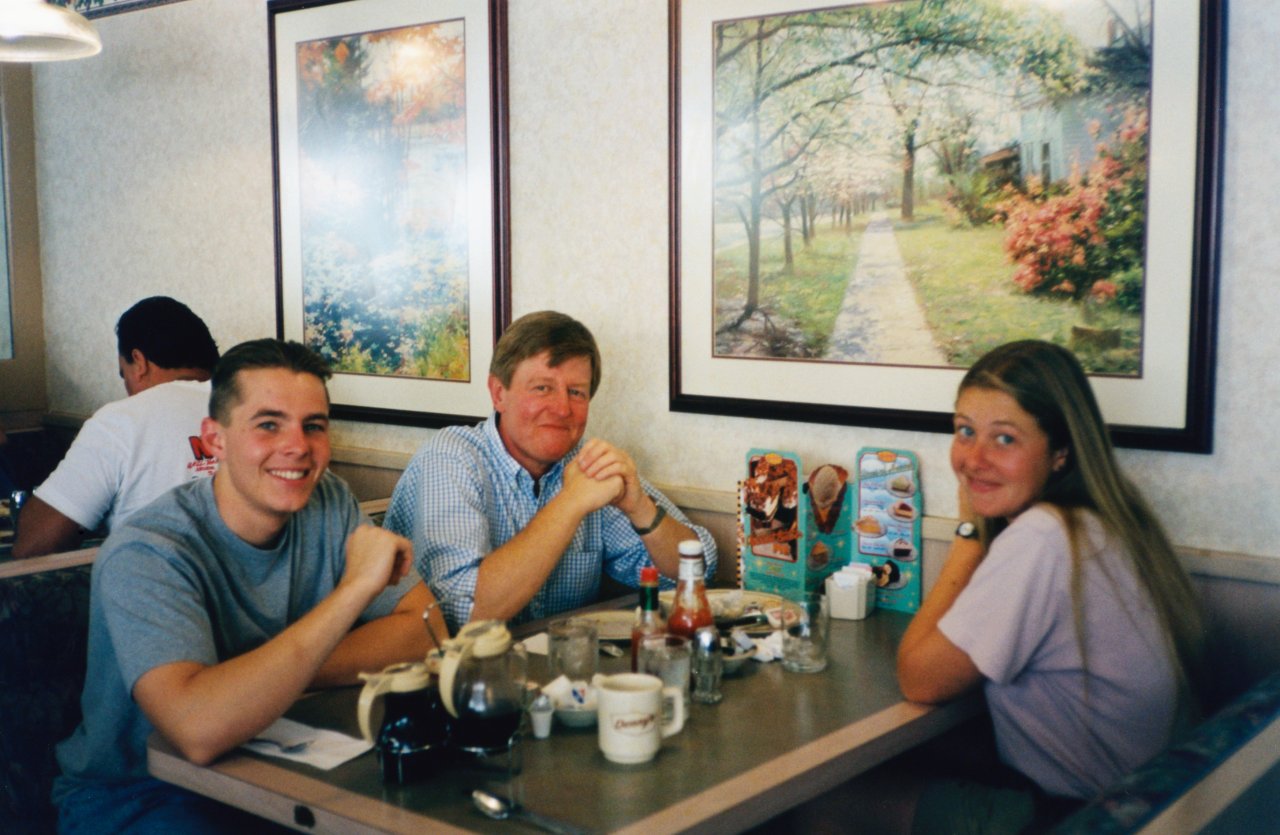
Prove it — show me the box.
[753,630,785,663]
[241,716,372,770]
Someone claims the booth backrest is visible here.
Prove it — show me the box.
[0,563,92,835]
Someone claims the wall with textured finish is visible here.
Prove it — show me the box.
[27,0,1280,558]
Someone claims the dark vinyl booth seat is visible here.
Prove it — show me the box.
[1055,669,1280,833]
[0,563,93,835]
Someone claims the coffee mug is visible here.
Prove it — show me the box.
[596,673,685,764]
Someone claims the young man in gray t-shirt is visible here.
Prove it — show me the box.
[54,339,445,833]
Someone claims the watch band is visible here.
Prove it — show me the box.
[955,521,979,540]
[631,504,667,536]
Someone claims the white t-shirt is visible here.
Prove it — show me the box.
[939,505,1178,799]
[34,379,216,534]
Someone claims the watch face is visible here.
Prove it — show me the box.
[956,522,978,539]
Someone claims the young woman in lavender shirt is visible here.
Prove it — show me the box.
[895,340,1205,832]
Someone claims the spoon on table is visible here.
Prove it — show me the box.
[471,788,588,835]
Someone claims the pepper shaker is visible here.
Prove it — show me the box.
[691,626,723,705]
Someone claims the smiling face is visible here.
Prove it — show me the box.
[203,367,331,546]
[951,386,1066,522]
[489,351,592,478]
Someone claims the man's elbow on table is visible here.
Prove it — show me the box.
[133,662,251,767]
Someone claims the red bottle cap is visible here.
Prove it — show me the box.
[640,566,659,584]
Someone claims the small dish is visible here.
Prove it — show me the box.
[720,641,757,675]
[554,705,597,728]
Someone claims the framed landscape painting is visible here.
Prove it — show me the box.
[670,0,1223,452]
[270,0,510,426]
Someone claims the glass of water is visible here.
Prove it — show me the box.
[637,634,691,711]
[781,593,829,673]
[547,618,599,683]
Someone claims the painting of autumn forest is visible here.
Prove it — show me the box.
[294,19,471,381]
[712,0,1152,375]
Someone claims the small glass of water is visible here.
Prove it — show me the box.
[547,618,599,683]
[637,634,692,712]
[781,593,829,674]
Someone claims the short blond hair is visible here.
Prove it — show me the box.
[490,311,601,396]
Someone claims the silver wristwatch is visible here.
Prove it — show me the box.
[955,521,979,540]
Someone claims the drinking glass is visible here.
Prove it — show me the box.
[781,593,829,673]
[637,634,691,711]
[547,618,599,683]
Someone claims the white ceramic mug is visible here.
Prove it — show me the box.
[596,673,685,764]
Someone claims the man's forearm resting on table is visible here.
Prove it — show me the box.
[629,494,699,578]
[469,490,598,622]
[133,578,395,765]
[313,582,439,687]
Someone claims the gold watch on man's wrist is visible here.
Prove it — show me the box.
[955,521,979,540]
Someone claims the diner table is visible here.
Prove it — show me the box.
[147,603,982,834]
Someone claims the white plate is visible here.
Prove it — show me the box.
[571,609,637,641]
[658,589,785,630]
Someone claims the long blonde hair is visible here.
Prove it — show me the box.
[960,340,1205,716]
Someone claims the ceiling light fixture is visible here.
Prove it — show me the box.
[0,0,102,63]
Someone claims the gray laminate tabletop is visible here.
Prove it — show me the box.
[148,607,981,834]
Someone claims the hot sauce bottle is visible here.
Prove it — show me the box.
[667,540,714,640]
[630,566,666,672]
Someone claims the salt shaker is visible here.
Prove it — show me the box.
[529,692,553,739]
[691,626,723,705]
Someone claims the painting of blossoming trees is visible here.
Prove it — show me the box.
[711,0,1152,375]
[294,18,471,380]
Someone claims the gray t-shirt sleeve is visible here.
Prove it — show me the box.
[97,535,220,693]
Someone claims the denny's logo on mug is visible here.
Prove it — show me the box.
[611,712,657,735]
[597,673,685,764]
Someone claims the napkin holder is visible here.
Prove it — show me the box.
[826,567,875,620]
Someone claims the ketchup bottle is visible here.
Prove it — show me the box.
[630,566,666,672]
[667,540,713,639]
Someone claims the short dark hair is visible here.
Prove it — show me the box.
[209,339,332,423]
[116,296,219,372]
[490,311,602,396]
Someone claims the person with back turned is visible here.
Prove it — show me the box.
[15,296,220,558]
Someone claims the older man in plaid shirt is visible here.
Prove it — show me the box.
[385,311,716,631]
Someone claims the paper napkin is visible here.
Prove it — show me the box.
[242,716,372,770]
